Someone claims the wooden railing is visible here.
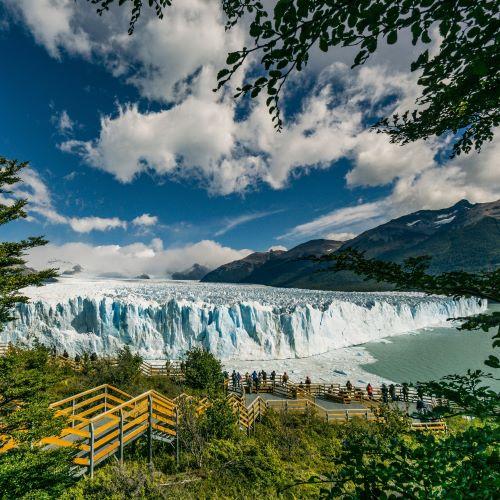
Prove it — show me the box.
[41,385,180,477]
[2,380,447,476]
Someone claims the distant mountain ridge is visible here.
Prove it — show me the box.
[172,263,212,280]
[201,199,500,291]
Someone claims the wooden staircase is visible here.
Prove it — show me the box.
[41,385,179,477]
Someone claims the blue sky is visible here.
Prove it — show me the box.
[0,1,498,277]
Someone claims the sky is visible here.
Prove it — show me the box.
[0,0,498,277]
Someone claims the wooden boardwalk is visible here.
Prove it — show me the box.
[0,344,448,475]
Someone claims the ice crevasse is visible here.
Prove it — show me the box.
[0,279,486,360]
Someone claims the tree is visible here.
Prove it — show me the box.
[0,343,75,498]
[89,0,499,157]
[90,346,143,387]
[0,157,57,328]
[183,347,224,392]
[315,248,499,418]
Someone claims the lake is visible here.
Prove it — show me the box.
[362,304,499,390]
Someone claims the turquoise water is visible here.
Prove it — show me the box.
[362,305,500,390]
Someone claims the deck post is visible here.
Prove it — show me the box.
[147,394,153,469]
[119,409,124,464]
[175,406,180,466]
[89,422,95,478]
[104,385,108,411]
[71,399,75,428]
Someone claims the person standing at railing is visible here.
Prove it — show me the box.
[231,370,237,390]
[381,383,389,403]
[389,383,397,402]
[416,383,424,400]
[366,383,373,399]
[305,376,311,393]
[262,370,267,386]
[346,380,353,395]
[245,372,252,393]
[236,371,242,388]
[282,371,289,386]
[270,370,276,387]
[402,382,409,402]
[251,370,258,392]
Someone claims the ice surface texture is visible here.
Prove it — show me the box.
[1,278,485,360]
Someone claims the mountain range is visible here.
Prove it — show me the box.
[201,199,500,291]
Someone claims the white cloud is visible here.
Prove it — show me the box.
[323,232,357,242]
[268,245,287,252]
[27,239,252,277]
[60,62,426,194]
[52,109,74,134]
[132,213,158,227]
[11,168,138,233]
[66,216,127,233]
[6,0,499,244]
[281,201,386,241]
[4,0,92,59]
[282,135,500,240]
[4,0,245,102]
[215,210,283,236]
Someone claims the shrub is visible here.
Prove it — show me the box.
[183,347,223,392]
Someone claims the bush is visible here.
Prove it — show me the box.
[201,398,237,440]
[60,462,168,499]
[183,347,223,392]
[0,447,75,499]
[90,346,143,388]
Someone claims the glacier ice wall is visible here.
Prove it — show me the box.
[0,279,486,360]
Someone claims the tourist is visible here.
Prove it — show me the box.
[366,383,373,399]
[327,384,334,395]
[305,376,311,392]
[282,372,289,386]
[416,383,424,400]
[299,381,304,390]
[389,383,397,402]
[251,370,258,392]
[416,398,425,414]
[231,370,237,389]
[245,372,252,393]
[346,380,353,393]
[262,370,267,384]
[270,370,276,387]
[402,382,409,402]
[236,371,242,388]
[381,383,389,403]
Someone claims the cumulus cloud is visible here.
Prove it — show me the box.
[6,0,499,244]
[4,0,92,59]
[60,62,427,194]
[132,213,158,227]
[66,216,127,233]
[27,239,252,277]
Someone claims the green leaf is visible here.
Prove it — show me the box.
[387,31,397,44]
[226,52,241,65]
[217,69,230,80]
[319,37,329,52]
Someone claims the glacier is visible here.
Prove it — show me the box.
[0,278,486,361]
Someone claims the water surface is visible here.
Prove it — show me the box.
[362,305,499,390]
